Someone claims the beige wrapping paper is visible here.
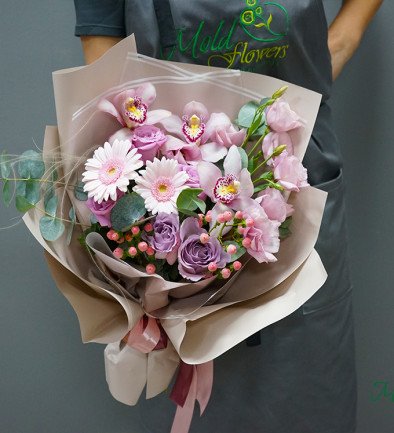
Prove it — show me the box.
[21,35,328,406]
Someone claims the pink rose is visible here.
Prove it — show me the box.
[265,99,305,133]
[132,125,167,162]
[273,152,309,192]
[86,191,124,227]
[256,188,294,223]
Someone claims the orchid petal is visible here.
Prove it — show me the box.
[200,142,228,163]
[238,168,254,198]
[108,128,134,144]
[202,112,231,142]
[98,99,125,126]
[158,114,183,136]
[136,83,157,106]
[183,101,209,120]
[197,161,222,201]
[223,145,242,176]
[146,109,172,125]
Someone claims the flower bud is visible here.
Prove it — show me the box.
[227,244,237,255]
[235,211,243,220]
[131,226,140,235]
[138,241,148,252]
[146,264,156,274]
[200,233,210,244]
[144,223,153,232]
[245,218,255,227]
[221,268,231,279]
[128,247,137,257]
[242,237,252,248]
[113,247,123,259]
[233,261,242,271]
[205,211,213,223]
[146,246,155,256]
[208,262,218,272]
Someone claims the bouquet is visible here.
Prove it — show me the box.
[0,36,327,433]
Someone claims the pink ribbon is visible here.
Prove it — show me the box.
[170,361,214,433]
[122,316,167,353]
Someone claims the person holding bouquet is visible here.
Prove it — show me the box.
[72,1,383,432]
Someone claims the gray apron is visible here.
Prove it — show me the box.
[75,1,357,431]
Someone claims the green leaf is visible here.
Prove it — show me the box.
[0,153,11,178]
[253,184,270,194]
[279,218,292,239]
[39,216,65,241]
[45,194,58,218]
[15,196,35,213]
[16,180,26,196]
[236,101,259,128]
[176,188,206,214]
[66,206,76,245]
[2,180,12,207]
[178,208,199,217]
[110,193,146,231]
[248,158,255,172]
[74,181,88,201]
[237,147,249,170]
[223,241,246,262]
[18,150,45,179]
[24,180,40,205]
[259,97,271,106]
[255,171,274,182]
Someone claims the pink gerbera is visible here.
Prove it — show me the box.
[133,157,189,214]
[82,139,143,203]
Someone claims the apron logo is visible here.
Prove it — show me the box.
[240,1,290,43]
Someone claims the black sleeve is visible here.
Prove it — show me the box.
[74,0,126,37]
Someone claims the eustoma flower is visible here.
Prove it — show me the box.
[255,188,294,224]
[98,83,171,129]
[82,139,143,203]
[133,157,189,214]
[273,151,309,192]
[161,101,246,163]
[178,217,230,281]
[265,99,305,133]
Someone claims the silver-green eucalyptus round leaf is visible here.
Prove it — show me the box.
[39,216,65,242]
[110,193,146,232]
[18,150,45,179]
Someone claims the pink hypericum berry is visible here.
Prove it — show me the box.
[113,247,123,259]
[235,211,243,220]
[227,244,237,255]
[117,237,125,244]
[245,218,255,227]
[146,264,156,274]
[107,229,119,241]
[131,226,140,235]
[125,233,133,242]
[205,211,213,223]
[146,246,155,256]
[221,268,231,279]
[223,211,233,222]
[144,223,153,232]
[233,261,242,271]
[138,241,148,252]
[200,233,210,244]
[208,262,218,272]
[217,213,226,224]
[128,247,138,257]
[238,226,245,235]
[242,237,252,248]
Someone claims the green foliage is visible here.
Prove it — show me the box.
[279,217,292,239]
[110,193,146,231]
[223,241,246,262]
[39,216,65,241]
[44,194,58,218]
[237,147,249,170]
[66,206,76,245]
[15,196,35,212]
[74,181,88,201]
[176,188,206,215]
[236,101,260,128]
[18,150,45,179]
[2,180,12,207]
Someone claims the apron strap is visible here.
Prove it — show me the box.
[153,0,177,52]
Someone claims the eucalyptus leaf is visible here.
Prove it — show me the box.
[110,193,146,231]
[223,241,246,262]
[15,196,35,213]
[176,188,206,214]
[18,150,45,179]
[259,97,271,106]
[0,153,11,178]
[178,208,199,217]
[16,180,26,196]
[39,216,65,241]
[25,180,40,205]
[66,206,76,245]
[237,148,249,170]
[236,101,259,128]
[2,180,12,207]
[74,181,88,201]
[45,194,58,218]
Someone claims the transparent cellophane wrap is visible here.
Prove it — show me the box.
[23,36,327,405]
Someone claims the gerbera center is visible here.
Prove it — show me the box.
[152,176,175,201]
[214,174,240,204]
[99,160,123,185]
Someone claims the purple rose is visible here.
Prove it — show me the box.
[145,213,180,264]
[178,217,230,281]
[132,125,167,162]
[86,192,124,227]
[179,164,200,188]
